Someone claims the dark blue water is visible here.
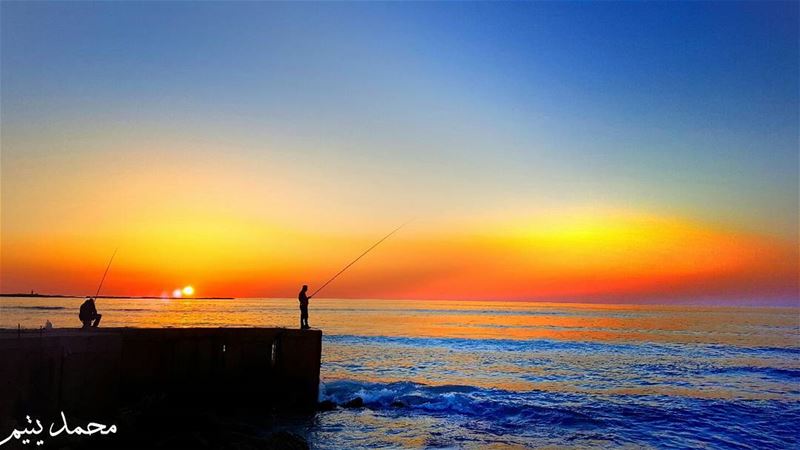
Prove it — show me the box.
[311,333,799,449]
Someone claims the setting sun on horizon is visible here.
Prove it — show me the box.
[1,207,794,304]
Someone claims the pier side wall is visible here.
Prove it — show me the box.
[0,328,322,428]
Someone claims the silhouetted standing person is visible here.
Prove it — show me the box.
[298,285,311,329]
[79,297,102,329]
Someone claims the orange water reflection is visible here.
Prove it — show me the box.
[1,298,797,348]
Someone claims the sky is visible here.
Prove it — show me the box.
[1,1,797,304]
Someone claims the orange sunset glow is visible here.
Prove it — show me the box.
[1,206,795,303]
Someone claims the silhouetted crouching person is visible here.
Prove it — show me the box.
[79,297,102,329]
[299,285,311,329]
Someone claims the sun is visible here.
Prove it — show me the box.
[182,285,195,296]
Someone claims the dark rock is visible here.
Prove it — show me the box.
[317,400,337,411]
[263,431,309,450]
[343,397,364,408]
[390,400,406,408]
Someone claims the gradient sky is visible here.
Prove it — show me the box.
[1,1,797,304]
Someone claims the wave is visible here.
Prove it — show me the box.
[707,366,800,380]
[309,307,648,318]
[323,334,800,357]
[7,306,66,310]
[318,378,800,448]
[319,379,600,427]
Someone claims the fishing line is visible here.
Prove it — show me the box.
[310,220,413,298]
[93,248,118,299]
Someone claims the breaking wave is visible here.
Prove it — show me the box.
[318,378,800,448]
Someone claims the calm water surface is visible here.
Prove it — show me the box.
[2,298,799,448]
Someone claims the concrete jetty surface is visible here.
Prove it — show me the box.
[0,328,322,430]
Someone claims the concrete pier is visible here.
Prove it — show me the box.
[0,328,322,430]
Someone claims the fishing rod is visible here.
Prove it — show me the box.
[310,220,412,298]
[93,248,118,299]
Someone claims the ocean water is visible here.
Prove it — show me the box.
[1,297,799,448]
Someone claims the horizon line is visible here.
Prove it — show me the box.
[1,292,797,308]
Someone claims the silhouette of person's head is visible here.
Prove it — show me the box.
[301,285,308,291]
[85,297,93,303]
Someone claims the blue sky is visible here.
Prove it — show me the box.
[4,2,796,236]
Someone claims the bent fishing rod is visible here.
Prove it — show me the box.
[310,220,413,298]
[93,248,118,299]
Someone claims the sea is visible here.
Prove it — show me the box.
[1,297,798,449]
